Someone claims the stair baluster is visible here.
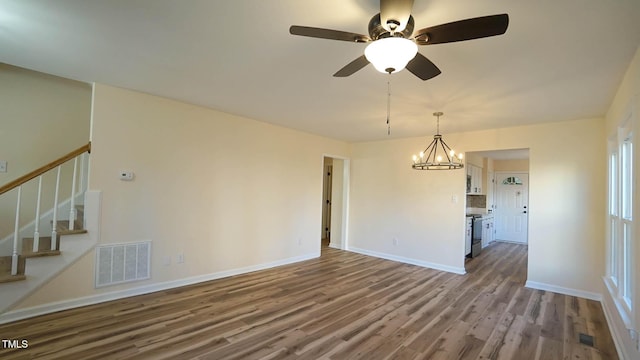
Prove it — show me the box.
[11,187,22,275]
[69,157,78,231]
[79,153,86,197]
[51,166,61,251]
[32,176,43,253]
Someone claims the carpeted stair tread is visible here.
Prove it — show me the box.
[0,256,26,283]
[21,237,62,258]
[54,220,87,235]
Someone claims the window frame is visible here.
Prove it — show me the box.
[605,112,635,330]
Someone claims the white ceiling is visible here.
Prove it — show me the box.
[1,0,639,142]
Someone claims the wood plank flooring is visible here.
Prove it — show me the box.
[0,242,618,359]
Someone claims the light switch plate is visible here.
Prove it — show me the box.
[119,171,134,181]
[0,160,7,173]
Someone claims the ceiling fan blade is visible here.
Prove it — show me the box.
[290,26,370,43]
[413,14,509,45]
[380,0,415,32]
[333,55,370,77]
[405,53,441,81]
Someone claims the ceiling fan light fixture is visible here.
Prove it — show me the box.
[364,37,417,74]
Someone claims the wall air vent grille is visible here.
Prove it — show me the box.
[95,241,151,288]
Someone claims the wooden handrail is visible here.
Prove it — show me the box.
[0,142,91,196]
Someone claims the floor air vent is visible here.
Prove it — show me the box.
[95,241,151,287]
[578,333,595,347]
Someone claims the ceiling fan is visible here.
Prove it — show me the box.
[289,0,509,80]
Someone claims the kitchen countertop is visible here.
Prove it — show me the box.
[466,208,494,218]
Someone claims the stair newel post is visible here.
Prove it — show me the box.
[69,157,78,231]
[33,176,43,253]
[11,186,22,275]
[51,166,61,251]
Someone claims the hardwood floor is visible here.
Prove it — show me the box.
[0,242,617,359]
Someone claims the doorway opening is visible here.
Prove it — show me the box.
[321,157,333,247]
[320,156,350,253]
[464,149,529,272]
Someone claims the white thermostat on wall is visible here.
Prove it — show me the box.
[119,171,135,181]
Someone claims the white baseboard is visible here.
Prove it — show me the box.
[525,280,602,301]
[0,252,318,324]
[347,246,466,275]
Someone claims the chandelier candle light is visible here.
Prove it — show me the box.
[412,112,464,170]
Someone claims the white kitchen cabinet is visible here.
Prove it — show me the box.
[482,215,494,247]
[467,164,484,194]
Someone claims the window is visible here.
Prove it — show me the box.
[502,176,523,185]
[621,136,633,220]
[608,150,618,284]
[609,152,618,216]
[620,133,633,308]
[606,118,634,328]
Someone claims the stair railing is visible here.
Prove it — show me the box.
[0,142,91,275]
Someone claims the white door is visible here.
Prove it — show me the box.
[495,173,529,243]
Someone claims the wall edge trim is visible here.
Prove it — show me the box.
[347,246,466,275]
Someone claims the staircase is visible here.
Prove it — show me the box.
[0,143,98,319]
[0,205,86,284]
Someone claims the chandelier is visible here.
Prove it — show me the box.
[412,112,464,170]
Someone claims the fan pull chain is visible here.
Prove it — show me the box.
[386,75,391,135]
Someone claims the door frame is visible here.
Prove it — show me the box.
[321,154,350,251]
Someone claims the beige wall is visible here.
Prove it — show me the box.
[0,64,91,239]
[465,153,484,168]
[493,159,529,172]
[603,46,640,360]
[349,117,606,291]
[329,158,346,248]
[349,137,466,272]
[15,83,350,308]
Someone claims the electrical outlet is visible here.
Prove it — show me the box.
[297,237,302,246]
[393,237,399,246]
[177,253,184,264]
[0,160,7,173]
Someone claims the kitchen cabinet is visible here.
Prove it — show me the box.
[482,215,494,247]
[467,164,483,194]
